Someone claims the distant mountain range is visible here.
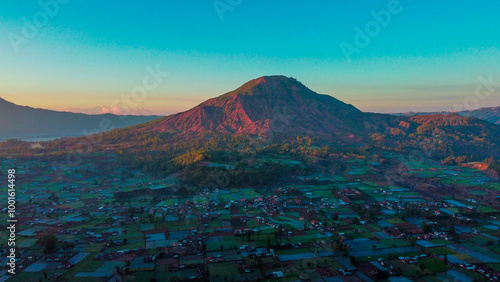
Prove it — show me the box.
[0,97,162,140]
[395,107,500,125]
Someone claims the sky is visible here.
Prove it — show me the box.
[0,0,499,115]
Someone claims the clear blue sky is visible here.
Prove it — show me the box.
[1,0,499,114]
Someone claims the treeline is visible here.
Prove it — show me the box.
[119,135,342,177]
[181,161,305,188]
[370,118,500,161]
[486,158,500,175]
[114,187,173,200]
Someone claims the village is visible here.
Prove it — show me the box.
[1,156,500,282]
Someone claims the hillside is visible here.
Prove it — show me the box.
[395,107,500,125]
[377,113,500,161]
[0,97,162,140]
[458,107,500,125]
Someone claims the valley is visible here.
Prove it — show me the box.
[1,145,499,281]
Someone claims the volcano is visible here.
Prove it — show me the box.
[137,75,394,141]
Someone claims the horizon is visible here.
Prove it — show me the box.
[1,74,500,117]
[1,1,500,115]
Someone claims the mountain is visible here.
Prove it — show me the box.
[395,107,500,125]
[0,97,162,140]
[458,107,500,125]
[136,75,396,142]
[385,113,500,160]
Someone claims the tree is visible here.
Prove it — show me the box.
[319,209,326,218]
[421,223,431,233]
[350,256,359,267]
[419,262,425,272]
[41,234,57,254]
[177,186,190,197]
[49,192,58,202]
[128,207,135,217]
[409,237,417,246]
[106,217,114,224]
[62,241,68,251]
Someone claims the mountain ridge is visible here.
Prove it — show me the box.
[394,107,500,125]
[0,97,162,140]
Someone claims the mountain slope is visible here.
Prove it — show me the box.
[395,107,500,126]
[458,107,500,125]
[136,75,394,141]
[381,114,500,160]
[0,98,162,140]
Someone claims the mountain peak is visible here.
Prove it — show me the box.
[220,75,313,100]
[253,75,293,84]
[138,76,365,137]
